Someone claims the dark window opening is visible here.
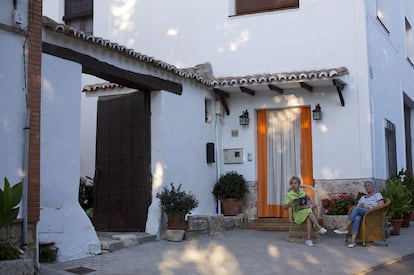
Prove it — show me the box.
[235,0,299,16]
[385,119,397,177]
[64,0,93,35]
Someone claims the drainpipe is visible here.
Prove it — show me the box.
[215,101,223,214]
[22,108,30,250]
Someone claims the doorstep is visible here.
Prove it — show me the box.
[96,232,156,253]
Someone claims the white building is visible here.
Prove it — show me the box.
[46,0,414,221]
[2,0,410,262]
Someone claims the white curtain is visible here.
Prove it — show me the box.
[267,108,301,204]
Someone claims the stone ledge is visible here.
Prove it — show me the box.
[0,256,34,275]
[186,214,247,238]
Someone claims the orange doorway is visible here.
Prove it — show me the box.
[257,107,314,218]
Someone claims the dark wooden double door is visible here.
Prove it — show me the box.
[92,92,151,232]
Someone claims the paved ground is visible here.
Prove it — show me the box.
[363,253,414,274]
[39,225,414,275]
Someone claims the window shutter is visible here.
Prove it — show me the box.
[236,0,299,15]
[65,0,93,20]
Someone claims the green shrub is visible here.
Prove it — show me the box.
[382,177,411,220]
[212,171,248,200]
[0,243,20,261]
[156,183,198,214]
[0,177,23,229]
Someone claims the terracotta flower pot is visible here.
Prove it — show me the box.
[221,198,241,216]
[166,212,187,229]
[390,219,403,235]
[402,212,411,228]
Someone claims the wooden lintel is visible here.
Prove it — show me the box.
[268,84,283,94]
[219,95,230,115]
[240,86,255,96]
[213,88,230,98]
[333,79,346,106]
[42,42,183,95]
[299,82,313,92]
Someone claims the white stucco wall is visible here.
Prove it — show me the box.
[87,0,373,181]
[147,81,217,235]
[0,29,27,192]
[365,1,414,179]
[41,0,414,242]
[39,54,101,262]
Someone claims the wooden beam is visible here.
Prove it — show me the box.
[268,84,283,94]
[213,88,230,98]
[299,82,313,92]
[240,86,255,96]
[42,42,182,95]
[213,89,230,115]
[333,79,346,106]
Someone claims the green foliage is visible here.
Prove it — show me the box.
[156,183,199,214]
[79,176,94,217]
[0,243,20,260]
[397,168,414,211]
[212,171,248,200]
[321,193,357,215]
[0,177,23,229]
[382,176,411,220]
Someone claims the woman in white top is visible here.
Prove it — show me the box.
[333,181,384,248]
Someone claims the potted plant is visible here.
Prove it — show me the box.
[212,171,248,216]
[397,169,414,225]
[382,177,411,235]
[1,177,23,260]
[156,183,198,230]
[320,192,358,229]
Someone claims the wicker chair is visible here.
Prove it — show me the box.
[287,185,321,243]
[345,198,391,246]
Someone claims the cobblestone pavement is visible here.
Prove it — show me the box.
[39,225,414,275]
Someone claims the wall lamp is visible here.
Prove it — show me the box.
[239,109,250,126]
[312,104,322,120]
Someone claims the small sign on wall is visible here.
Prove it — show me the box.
[223,148,243,164]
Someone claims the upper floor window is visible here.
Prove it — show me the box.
[234,0,299,16]
[385,119,397,178]
[406,18,414,66]
[376,0,389,33]
[64,0,93,35]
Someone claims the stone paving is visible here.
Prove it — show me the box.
[39,225,414,275]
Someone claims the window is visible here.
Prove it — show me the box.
[376,0,389,32]
[405,18,414,66]
[385,119,397,178]
[64,0,93,35]
[234,0,299,16]
[205,99,213,123]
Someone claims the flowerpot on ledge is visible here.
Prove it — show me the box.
[166,212,187,230]
[221,198,241,216]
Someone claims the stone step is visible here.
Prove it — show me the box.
[242,218,291,231]
[97,232,156,253]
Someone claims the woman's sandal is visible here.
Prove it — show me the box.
[348,243,356,248]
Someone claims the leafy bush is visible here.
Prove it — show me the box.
[0,243,20,260]
[382,176,411,219]
[79,176,94,217]
[156,183,198,214]
[0,177,23,229]
[397,169,414,211]
[212,171,248,200]
[321,193,357,215]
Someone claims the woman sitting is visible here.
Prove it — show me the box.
[334,181,384,248]
[284,176,327,247]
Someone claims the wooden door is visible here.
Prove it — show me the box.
[257,107,313,218]
[92,91,151,231]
